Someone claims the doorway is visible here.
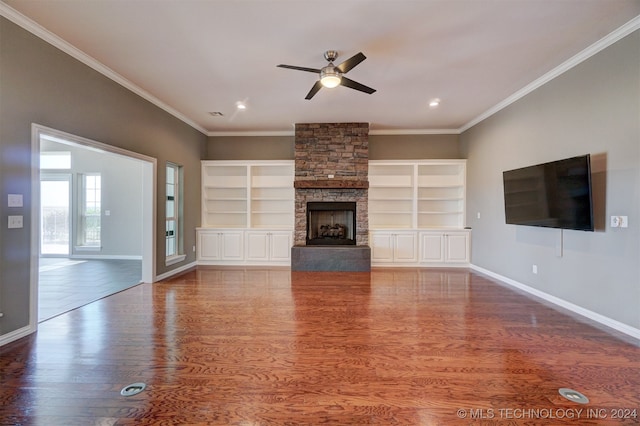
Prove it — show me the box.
[32,124,156,323]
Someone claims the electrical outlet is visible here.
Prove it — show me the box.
[611,216,629,228]
[532,264,538,274]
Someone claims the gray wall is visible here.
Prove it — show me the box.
[369,134,461,159]
[461,30,640,329]
[206,133,461,160]
[207,135,294,160]
[41,140,144,258]
[0,17,206,335]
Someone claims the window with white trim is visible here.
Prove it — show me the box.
[166,163,185,264]
[40,151,71,169]
[79,173,101,248]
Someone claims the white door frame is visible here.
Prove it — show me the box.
[30,124,157,331]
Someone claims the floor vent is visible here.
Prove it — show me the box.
[121,382,146,397]
[558,388,589,404]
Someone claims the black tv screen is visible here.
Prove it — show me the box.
[503,154,594,231]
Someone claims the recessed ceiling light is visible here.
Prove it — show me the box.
[236,101,247,110]
[429,98,441,107]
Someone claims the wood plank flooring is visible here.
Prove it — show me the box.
[39,258,142,321]
[1,267,639,425]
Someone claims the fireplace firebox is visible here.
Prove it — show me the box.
[306,202,356,245]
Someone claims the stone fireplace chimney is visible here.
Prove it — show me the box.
[293,122,369,245]
[291,123,371,271]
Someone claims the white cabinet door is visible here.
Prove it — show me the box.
[394,232,418,263]
[220,231,244,261]
[197,230,244,262]
[370,231,417,264]
[245,231,292,263]
[198,231,222,260]
[420,232,445,263]
[246,232,269,261]
[419,230,470,265]
[444,231,470,263]
[371,232,395,263]
[269,232,292,262]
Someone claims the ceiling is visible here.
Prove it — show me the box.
[2,1,640,136]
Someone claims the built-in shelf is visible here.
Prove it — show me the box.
[368,160,466,229]
[201,160,294,229]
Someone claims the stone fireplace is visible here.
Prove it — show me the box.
[291,123,371,271]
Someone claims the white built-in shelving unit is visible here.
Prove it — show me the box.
[198,161,294,265]
[197,159,469,267]
[368,160,470,267]
[368,160,466,229]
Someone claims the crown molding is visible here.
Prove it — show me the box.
[207,128,460,137]
[368,128,460,136]
[459,15,640,133]
[207,130,295,137]
[0,2,208,136]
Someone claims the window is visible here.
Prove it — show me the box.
[40,152,71,169]
[166,163,185,265]
[78,173,101,248]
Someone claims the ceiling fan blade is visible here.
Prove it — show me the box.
[340,76,376,94]
[277,64,321,74]
[336,52,366,74]
[305,81,323,100]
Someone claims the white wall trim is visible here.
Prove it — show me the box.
[155,261,197,282]
[0,325,36,347]
[0,2,207,136]
[68,255,143,260]
[470,264,640,342]
[207,128,462,137]
[460,15,640,133]
[208,130,294,137]
[369,129,461,136]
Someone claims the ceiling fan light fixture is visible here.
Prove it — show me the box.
[320,66,342,88]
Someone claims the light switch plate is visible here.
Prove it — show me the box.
[8,194,23,207]
[611,215,629,228]
[8,215,23,229]
[611,216,620,228]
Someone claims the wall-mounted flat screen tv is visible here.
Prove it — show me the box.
[503,154,594,231]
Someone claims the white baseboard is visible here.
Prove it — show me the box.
[470,264,640,342]
[69,254,143,260]
[0,324,36,347]
[155,261,197,282]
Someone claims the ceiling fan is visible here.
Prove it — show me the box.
[277,51,376,100]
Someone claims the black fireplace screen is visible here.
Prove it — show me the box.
[306,202,356,245]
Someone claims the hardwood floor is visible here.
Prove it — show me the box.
[39,258,142,321]
[1,267,638,425]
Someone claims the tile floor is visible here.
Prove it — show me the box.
[38,258,142,322]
